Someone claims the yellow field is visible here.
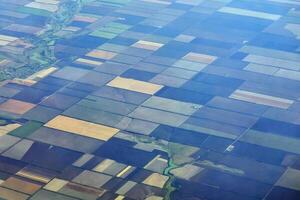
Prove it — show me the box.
[0,123,21,136]
[45,115,119,141]
[115,195,125,200]
[142,173,169,188]
[132,40,164,51]
[93,159,114,172]
[26,67,57,81]
[116,166,132,178]
[43,178,68,192]
[107,77,163,95]
[75,58,103,67]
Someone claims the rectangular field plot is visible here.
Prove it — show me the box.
[45,115,119,141]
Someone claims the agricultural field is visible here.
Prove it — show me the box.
[0,0,300,200]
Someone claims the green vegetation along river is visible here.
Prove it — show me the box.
[0,0,88,81]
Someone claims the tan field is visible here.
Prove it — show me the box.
[45,115,119,141]
[142,173,169,188]
[0,187,29,200]
[0,99,35,115]
[1,177,41,194]
[86,49,117,60]
[183,52,217,64]
[107,77,163,95]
